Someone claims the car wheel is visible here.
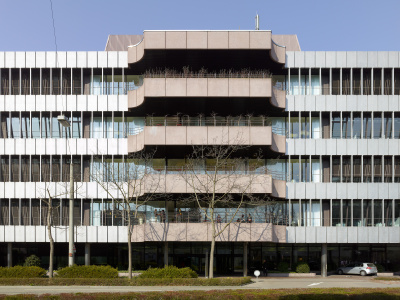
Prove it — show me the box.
[360,271,366,276]
[338,269,343,275]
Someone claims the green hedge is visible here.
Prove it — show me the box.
[0,266,46,278]
[0,277,251,286]
[296,262,310,273]
[277,262,290,272]
[138,266,198,279]
[56,265,118,278]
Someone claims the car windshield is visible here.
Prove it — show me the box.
[367,263,376,267]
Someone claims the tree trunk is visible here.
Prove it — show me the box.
[209,220,216,278]
[127,210,132,280]
[47,202,54,278]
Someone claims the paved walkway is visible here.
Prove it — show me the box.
[0,276,399,295]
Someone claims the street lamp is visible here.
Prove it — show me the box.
[57,114,74,266]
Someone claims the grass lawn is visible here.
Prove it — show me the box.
[374,277,400,281]
[2,288,400,299]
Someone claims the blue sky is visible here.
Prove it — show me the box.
[0,0,399,51]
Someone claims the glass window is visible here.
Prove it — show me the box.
[394,112,400,139]
[300,116,310,139]
[395,200,400,227]
[41,114,50,138]
[332,200,341,226]
[104,116,113,138]
[301,158,310,182]
[363,200,372,226]
[91,200,102,226]
[21,114,30,138]
[384,112,392,138]
[290,159,299,182]
[395,157,400,183]
[91,116,102,138]
[353,200,362,226]
[311,159,321,183]
[374,199,383,226]
[311,200,321,226]
[291,200,300,226]
[311,116,320,139]
[363,157,372,183]
[332,157,341,182]
[342,200,351,226]
[289,116,299,139]
[352,113,361,138]
[342,113,351,138]
[363,113,372,138]
[342,156,351,182]
[384,200,393,226]
[72,114,81,138]
[32,114,40,138]
[373,112,382,139]
[331,114,341,139]
[353,156,362,182]
[374,157,382,182]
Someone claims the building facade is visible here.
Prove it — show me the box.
[0,30,400,275]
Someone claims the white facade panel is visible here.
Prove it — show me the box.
[326,227,337,243]
[0,52,4,68]
[107,95,118,111]
[46,95,57,112]
[388,51,399,67]
[14,139,25,155]
[5,52,15,68]
[26,95,35,111]
[346,52,357,68]
[0,96,4,111]
[367,52,378,68]
[76,52,87,68]
[347,227,357,243]
[304,52,315,67]
[295,227,306,243]
[117,51,128,68]
[315,52,325,67]
[35,52,46,67]
[87,226,97,243]
[15,52,25,68]
[286,227,296,243]
[285,52,295,68]
[87,95,98,111]
[98,52,108,68]
[305,227,316,243]
[46,52,56,68]
[98,95,107,111]
[15,95,25,111]
[118,95,128,111]
[5,95,15,111]
[98,226,108,243]
[294,51,304,68]
[36,226,46,242]
[77,139,87,155]
[336,52,346,67]
[77,95,87,111]
[108,227,118,243]
[15,226,25,242]
[4,226,15,242]
[87,52,98,68]
[325,52,336,68]
[316,227,327,243]
[66,95,77,111]
[67,52,77,68]
[305,139,315,155]
[4,139,15,155]
[356,52,368,68]
[377,52,389,68]
[76,226,87,243]
[107,52,118,67]
[56,52,67,68]
[118,226,127,243]
[337,227,347,243]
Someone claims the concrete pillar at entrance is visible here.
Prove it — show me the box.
[164,242,168,267]
[243,242,248,277]
[205,250,209,278]
[321,243,328,277]
[7,243,12,268]
[85,243,91,266]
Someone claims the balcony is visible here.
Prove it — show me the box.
[131,222,287,243]
[128,31,273,64]
[128,77,272,108]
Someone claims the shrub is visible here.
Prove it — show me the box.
[56,265,118,278]
[23,255,41,267]
[277,262,289,272]
[0,266,46,278]
[138,266,198,279]
[376,264,385,272]
[296,262,310,273]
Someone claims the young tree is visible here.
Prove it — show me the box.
[181,142,271,278]
[91,150,163,279]
[37,180,82,278]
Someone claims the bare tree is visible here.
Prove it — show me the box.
[181,142,271,278]
[37,179,82,278]
[91,150,163,279]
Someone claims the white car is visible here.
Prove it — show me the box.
[337,263,378,276]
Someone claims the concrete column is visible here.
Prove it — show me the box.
[321,243,328,277]
[243,242,248,277]
[164,242,168,267]
[85,243,90,266]
[7,242,12,268]
[205,250,209,278]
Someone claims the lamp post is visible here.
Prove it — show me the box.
[57,115,74,266]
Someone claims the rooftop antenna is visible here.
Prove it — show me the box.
[255,13,259,30]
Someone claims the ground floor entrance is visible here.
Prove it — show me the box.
[1,242,399,274]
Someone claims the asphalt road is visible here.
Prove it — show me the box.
[0,276,399,295]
